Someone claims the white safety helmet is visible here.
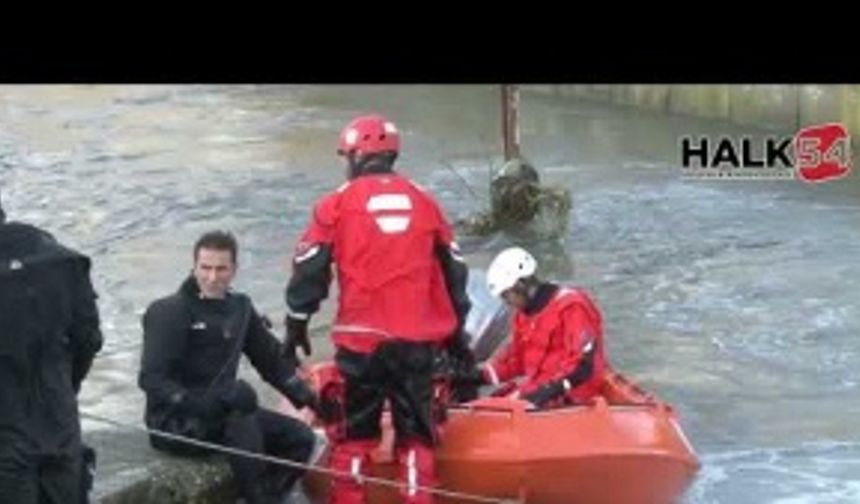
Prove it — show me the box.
[486,247,538,297]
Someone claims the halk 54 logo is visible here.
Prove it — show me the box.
[680,123,853,183]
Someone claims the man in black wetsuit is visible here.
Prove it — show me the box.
[139,230,318,504]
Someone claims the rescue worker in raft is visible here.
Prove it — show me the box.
[461,246,608,408]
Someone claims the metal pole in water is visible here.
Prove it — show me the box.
[501,85,521,161]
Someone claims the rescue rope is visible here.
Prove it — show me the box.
[440,160,488,203]
[81,411,518,504]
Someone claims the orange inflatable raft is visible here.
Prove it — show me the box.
[284,365,700,504]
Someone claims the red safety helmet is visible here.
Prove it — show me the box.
[337,114,400,158]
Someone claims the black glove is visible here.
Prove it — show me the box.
[446,332,483,403]
[446,330,474,362]
[523,381,565,408]
[284,315,312,358]
[446,331,482,383]
[180,392,226,419]
[317,385,343,424]
[282,376,319,412]
[219,379,259,414]
[78,443,97,503]
[452,361,486,386]
[450,365,483,404]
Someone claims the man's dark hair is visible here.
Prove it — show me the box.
[0,189,5,223]
[193,230,238,264]
[348,151,397,179]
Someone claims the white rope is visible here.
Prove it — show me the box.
[82,411,517,504]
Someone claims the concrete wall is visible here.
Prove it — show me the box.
[529,85,860,137]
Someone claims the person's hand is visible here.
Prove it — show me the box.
[181,393,226,419]
[446,330,473,363]
[522,381,564,408]
[317,384,344,424]
[282,376,319,412]
[284,315,311,358]
[219,379,259,414]
[445,332,483,403]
